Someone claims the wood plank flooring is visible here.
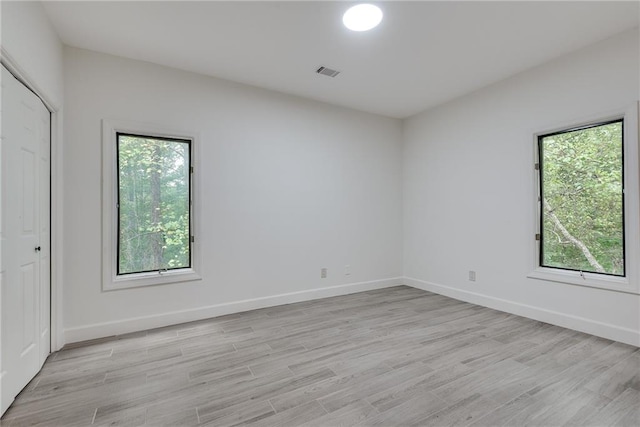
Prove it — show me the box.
[1,286,639,426]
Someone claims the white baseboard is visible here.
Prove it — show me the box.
[403,277,640,347]
[64,277,402,344]
[0,370,14,417]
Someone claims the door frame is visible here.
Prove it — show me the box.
[2,48,64,352]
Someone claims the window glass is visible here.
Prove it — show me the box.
[117,133,191,275]
[539,120,624,276]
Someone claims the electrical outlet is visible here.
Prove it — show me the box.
[468,270,476,281]
[321,268,327,278]
[345,265,351,276]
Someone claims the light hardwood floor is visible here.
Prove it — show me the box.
[1,286,639,426]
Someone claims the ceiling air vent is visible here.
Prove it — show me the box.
[316,66,340,78]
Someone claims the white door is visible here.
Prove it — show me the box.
[0,65,51,416]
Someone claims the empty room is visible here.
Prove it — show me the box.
[1,1,639,426]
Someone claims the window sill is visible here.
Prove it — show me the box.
[527,267,639,295]
[103,268,202,291]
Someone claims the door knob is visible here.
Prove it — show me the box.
[35,246,41,252]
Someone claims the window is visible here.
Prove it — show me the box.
[529,104,640,295]
[117,133,192,275]
[102,120,200,290]
[538,120,625,277]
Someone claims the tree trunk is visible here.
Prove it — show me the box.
[542,198,605,273]
[150,143,163,269]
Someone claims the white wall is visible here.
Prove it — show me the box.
[63,47,403,341]
[403,29,640,346]
[1,1,63,107]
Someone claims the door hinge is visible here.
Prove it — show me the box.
[190,236,195,243]
[190,166,194,173]
[535,233,541,241]
[534,163,540,170]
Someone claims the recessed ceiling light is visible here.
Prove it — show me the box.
[343,4,383,32]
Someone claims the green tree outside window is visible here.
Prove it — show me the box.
[539,120,624,276]
[117,134,191,275]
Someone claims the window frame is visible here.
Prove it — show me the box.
[528,103,640,295]
[537,118,625,278]
[102,120,201,291]
[115,132,193,276]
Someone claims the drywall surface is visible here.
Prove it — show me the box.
[1,1,63,107]
[63,47,403,340]
[403,29,640,345]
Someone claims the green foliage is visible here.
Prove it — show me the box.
[541,121,624,275]
[118,135,190,274]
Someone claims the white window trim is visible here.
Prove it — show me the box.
[528,102,640,295]
[102,119,201,291]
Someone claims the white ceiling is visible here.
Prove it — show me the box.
[42,1,639,118]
